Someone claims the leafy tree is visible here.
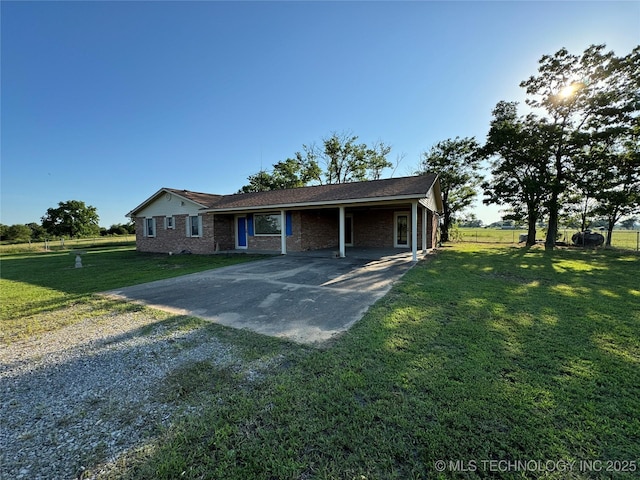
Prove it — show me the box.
[240,155,321,193]
[417,137,482,242]
[2,224,32,243]
[482,101,552,246]
[520,44,639,250]
[240,133,392,192]
[590,131,640,246]
[315,133,392,184]
[26,222,47,241]
[620,217,638,230]
[41,200,100,238]
[458,213,483,228]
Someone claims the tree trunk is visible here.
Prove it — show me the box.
[440,201,451,242]
[545,191,559,251]
[605,219,615,247]
[526,215,537,247]
[441,212,450,242]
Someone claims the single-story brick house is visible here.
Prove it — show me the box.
[127,174,443,261]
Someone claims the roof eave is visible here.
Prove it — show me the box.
[201,192,435,214]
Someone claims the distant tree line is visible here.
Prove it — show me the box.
[0,200,134,244]
[240,44,638,249]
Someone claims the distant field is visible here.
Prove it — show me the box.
[456,228,640,250]
[0,235,135,254]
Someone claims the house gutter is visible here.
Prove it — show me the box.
[199,190,438,214]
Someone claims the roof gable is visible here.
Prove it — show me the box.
[127,188,222,217]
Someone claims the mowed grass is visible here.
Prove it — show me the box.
[0,246,266,342]
[93,243,639,479]
[457,228,640,250]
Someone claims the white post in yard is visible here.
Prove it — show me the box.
[280,210,287,255]
[339,206,346,258]
[412,201,418,262]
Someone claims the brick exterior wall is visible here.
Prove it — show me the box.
[353,209,395,248]
[135,207,439,254]
[213,215,235,251]
[135,214,234,254]
[299,210,340,250]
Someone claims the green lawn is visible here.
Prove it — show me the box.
[0,246,266,342]
[2,243,639,479]
[106,244,639,479]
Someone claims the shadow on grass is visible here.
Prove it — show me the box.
[109,245,640,479]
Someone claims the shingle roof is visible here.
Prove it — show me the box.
[164,188,222,207]
[128,175,441,217]
[205,174,439,211]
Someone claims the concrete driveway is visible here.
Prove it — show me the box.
[105,251,418,344]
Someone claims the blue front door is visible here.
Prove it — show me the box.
[236,217,247,248]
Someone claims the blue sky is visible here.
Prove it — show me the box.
[2,1,638,228]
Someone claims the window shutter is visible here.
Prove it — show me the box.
[186,216,191,237]
[286,212,292,236]
[247,214,254,236]
[143,218,147,237]
[197,216,202,236]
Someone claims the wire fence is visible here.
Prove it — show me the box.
[454,228,640,251]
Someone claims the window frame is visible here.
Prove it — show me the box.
[253,212,282,236]
[165,216,174,230]
[145,217,156,238]
[186,215,202,238]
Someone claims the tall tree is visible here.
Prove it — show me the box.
[418,137,482,242]
[482,102,551,246]
[240,155,321,193]
[307,132,392,184]
[240,132,392,192]
[520,44,639,250]
[41,200,100,238]
[590,131,640,246]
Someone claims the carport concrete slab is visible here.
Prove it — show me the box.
[104,252,418,344]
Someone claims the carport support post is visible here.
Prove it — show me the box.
[412,201,418,262]
[422,206,427,253]
[280,210,287,255]
[339,206,346,258]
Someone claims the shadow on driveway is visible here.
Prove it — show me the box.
[104,251,421,344]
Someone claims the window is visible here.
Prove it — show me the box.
[145,218,156,237]
[165,216,174,229]
[186,215,202,237]
[254,213,281,235]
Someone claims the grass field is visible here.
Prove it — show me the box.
[2,243,639,478]
[0,235,136,254]
[0,245,266,343]
[456,228,640,250]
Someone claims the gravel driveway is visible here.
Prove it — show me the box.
[0,305,260,480]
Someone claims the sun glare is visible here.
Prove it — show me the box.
[559,83,578,99]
